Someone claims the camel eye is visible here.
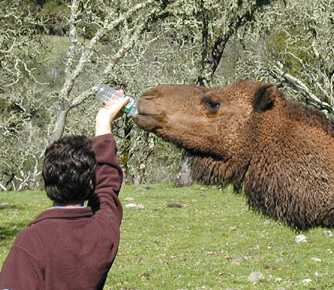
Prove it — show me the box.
[202,96,221,113]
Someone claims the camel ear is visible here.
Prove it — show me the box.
[253,84,277,113]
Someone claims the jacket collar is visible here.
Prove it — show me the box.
[30,207,93,225]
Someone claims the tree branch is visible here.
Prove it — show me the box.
[0,182,7,191]
[65,0,81,77]
[198,2,260,84]
[70,7,166,110]
[49,0,157,142]
[197,0,209,86]
[60,0,155,103]
[209,3,258,78]
[270,61,334,113]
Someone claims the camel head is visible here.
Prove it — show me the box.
[135,80,334,230]
[134,80,283,160]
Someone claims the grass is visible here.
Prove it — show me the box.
[0,184,333,289]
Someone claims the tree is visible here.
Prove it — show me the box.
[0,1,47,191]
[0,0,172,190]
[234,0,334,114]
[49,0,167,143]
[197,0,269,85]
[0,1,43,88]
[2,0,333,190]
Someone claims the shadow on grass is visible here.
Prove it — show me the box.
[0,223,25,241]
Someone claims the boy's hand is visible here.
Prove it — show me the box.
[95,89,130,136]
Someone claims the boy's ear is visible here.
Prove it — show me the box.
[253,84,277,113]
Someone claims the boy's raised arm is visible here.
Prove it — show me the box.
[89,91,129,224]
[89,134,123,220]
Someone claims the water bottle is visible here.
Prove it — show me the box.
[95,84,138,117]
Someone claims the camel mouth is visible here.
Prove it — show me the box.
[133,114,163,132]
[187,149,228,162]
[133,97,166,132]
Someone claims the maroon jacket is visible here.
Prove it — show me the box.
[0,134,123,290]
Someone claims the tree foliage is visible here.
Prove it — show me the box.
[1,0,333,190]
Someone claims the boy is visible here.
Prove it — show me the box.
[0,94,129,289]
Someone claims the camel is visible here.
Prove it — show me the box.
[134,80,334,230]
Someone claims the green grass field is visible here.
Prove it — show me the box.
[0,184,333,289]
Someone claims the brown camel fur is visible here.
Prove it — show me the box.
[134,80,334,230]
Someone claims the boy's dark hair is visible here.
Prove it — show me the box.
[42,135,96,205]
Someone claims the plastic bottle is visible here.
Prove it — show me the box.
[95,84,138,117]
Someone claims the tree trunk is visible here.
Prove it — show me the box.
[175,152,193,187]
[49,108,69,144]
[36,0,45,8]
[120,118,133,179]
